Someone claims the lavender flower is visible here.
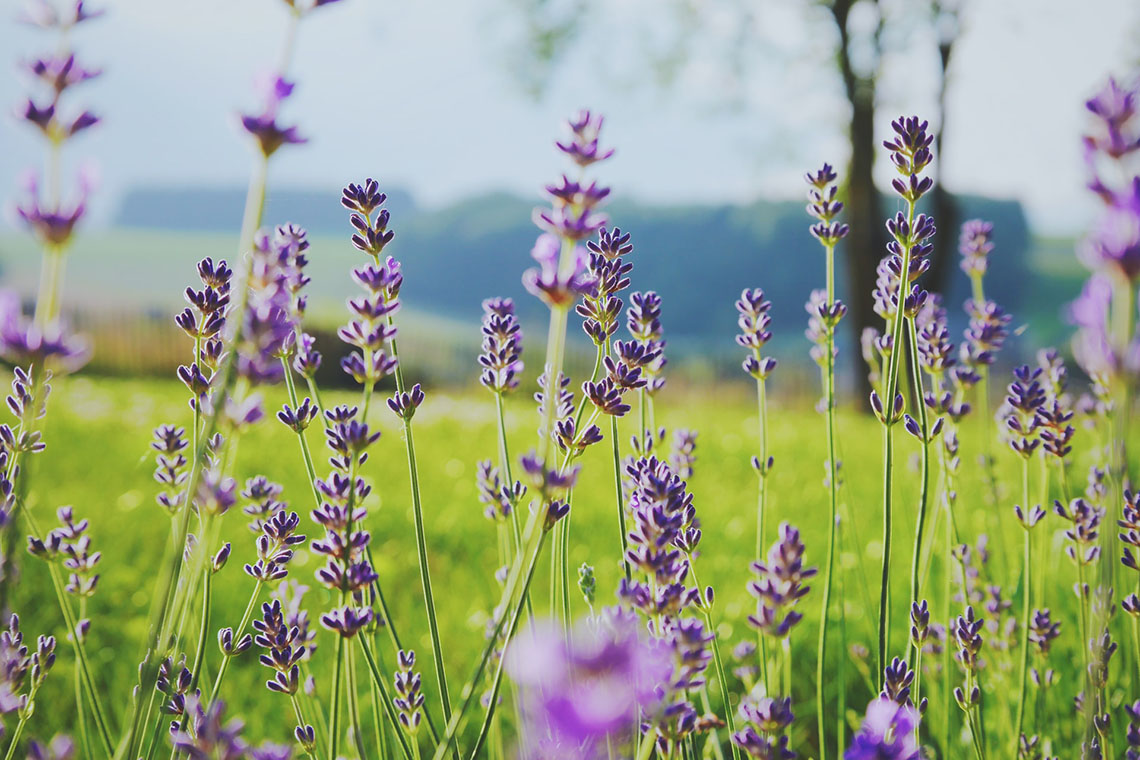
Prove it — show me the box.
[733,695,795,757]
[621,457,700,623]
[737,289,777,381]
[479,298,524,393]
[1120,490,1140,579]
[14,11,101,251]
[338,187,402,387]
[961,296,1011,369]
[1028,609,1061,655]
[252,600,306,695]
[1055,497,1104,566]
[393,650,424,734]
[844,697,921,760]
[747,523,817,639]
[522,233,594,309]
[578,227,634,345]
[0,297,89,374]
[26,506,100,598]
[959,219,995,279]
[0,615,55,718]
[1000,365,1046,458]
[170,697,248,760]
[951,605,984,697]
[26,735,75,760]
[555,111,615,168]
[668,429,697,480]
[243,507,304,583]
[1126,700,1140,760]
[309,403,380,636]
[152,425,189,515]
[241,76,306,158]
[506,613,669,758]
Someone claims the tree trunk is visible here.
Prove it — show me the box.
[926,36,958,297]
[831,0,883,405]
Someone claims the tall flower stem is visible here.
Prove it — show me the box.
[493,392,524,557]
[328,636,346,760]
[440,229,576,758]
[290,695,316,760]
[24,493,112,755]
[555,348,603,630]
[753,375,771,692]
[877,425,894,687]
[206,579,265,706]
[688,562,740,760]
[464,530,549,760]
[816,241,840,760]
[357,636,415,760]
[33,245,66,329]
[43,557,114,756]
[32,139,66,329]
[385,316,453,728]
[610,414,630,580]
[125,153,268,760]
[754,376,770,558]
[876,181,917,685]
[906,318,931,644]
[345,643,369,760]
[1013,458,1032,751]
[967,271,1006,584]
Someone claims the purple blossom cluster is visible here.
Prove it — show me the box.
[505,613,669,758]
[310,403,379,638]
[479,298,523,394]
[523,111,613,308]
[14,2,101,252]
[747,523,816,639]
[621,457,701,623]
[339,181,402,388]
[0,615,55,719]
[1069,76,1140,380]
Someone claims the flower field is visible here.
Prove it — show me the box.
[3,1,1140,759]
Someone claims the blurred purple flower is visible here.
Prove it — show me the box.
[241,76,306,158]
[844,697,921,760]
[0,291,89,374]
[506,613,669,758]
[522,233,594,308]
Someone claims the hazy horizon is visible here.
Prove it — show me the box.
[2,0,1138,237]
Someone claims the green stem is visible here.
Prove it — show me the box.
[43,561,114,756]
[876,186,918,689]
[688,563,739,760]
[878,424,893,689]
[329,635,345,760]
[906,317,930,657]
[493,392,524,559]
[346,642,369,760]
[125,152,268,760]
[189,565,212,694]
[440,524,547,760]
[1,711,30,760]
[754,375,771,695]
[611,414,631,580]
[400,415,452,727]
[358,636,415,760]
[207,579,264,706]
[1013,457,1032,751]
[290,695,316,760]
[467,530,550,759]
[817,242,839,760]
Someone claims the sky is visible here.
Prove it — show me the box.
[0,0,1137,236]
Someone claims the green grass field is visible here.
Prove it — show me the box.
[9,369,1104,754]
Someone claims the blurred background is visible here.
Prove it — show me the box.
[1,0,1138,398]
